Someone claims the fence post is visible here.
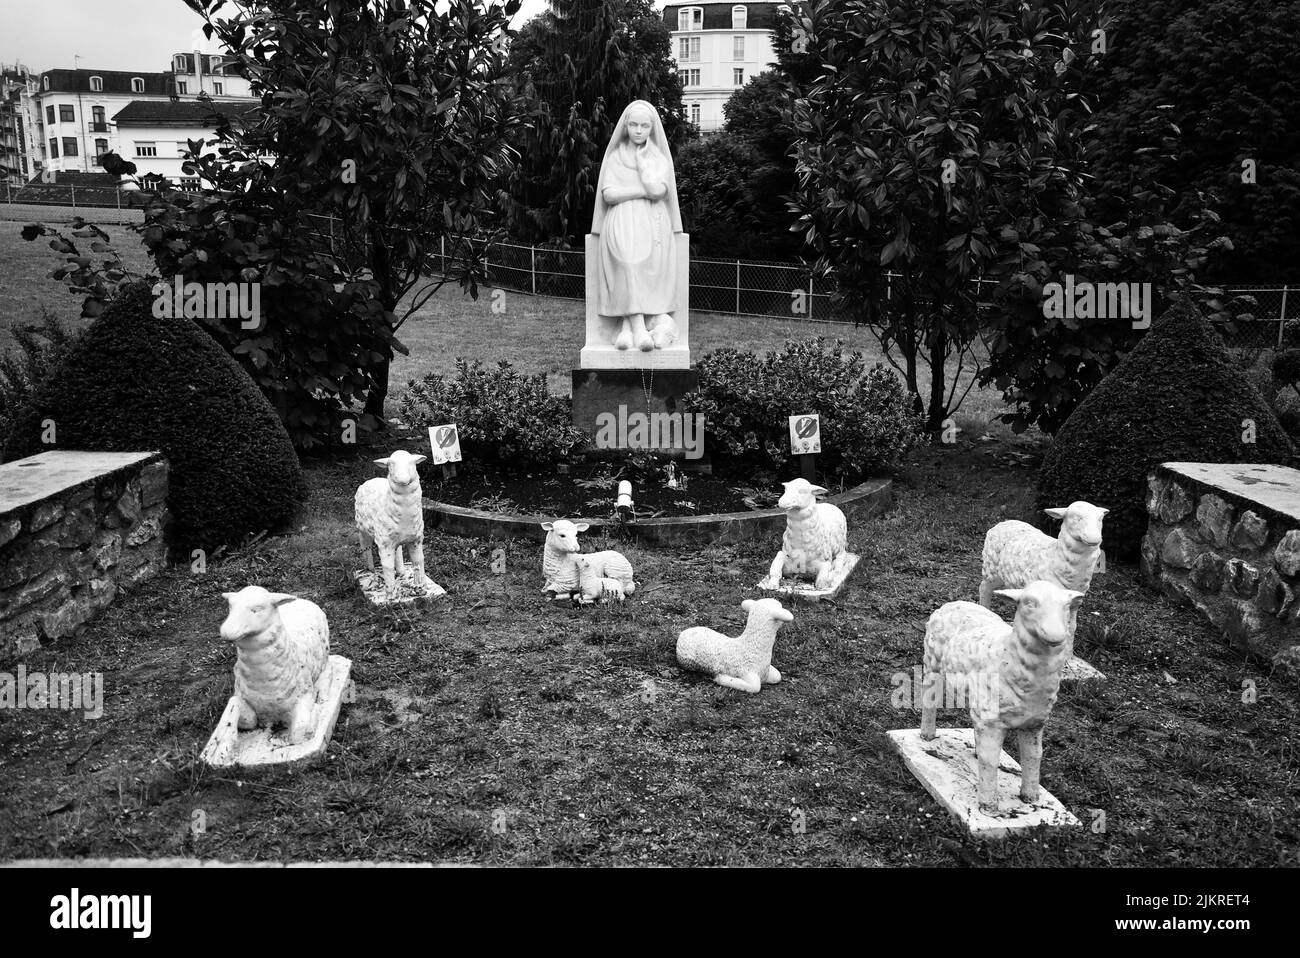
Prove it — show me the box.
[808,272,814,321]
[531,244,537,295]
[69,184,75,209]
[441,235,445,274]
[1280,286,1290,348]
[735,260,741,315]
[116,187,121,210]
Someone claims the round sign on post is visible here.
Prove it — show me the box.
[789,414,821,455]
[428,424,463,465]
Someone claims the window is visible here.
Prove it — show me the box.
[131,77,145,93]
[176,80,188,95]
[732,5,747,29]
[213,81,223,95]
[42,76,49,90]
[734,36,745,60]
[734,68,744,85]
[678,36,700,62]
[62,137,78,157]
[48,138,58,158]
[135,142,158,157]
[690,103,700,126]
[95,138,108,156]
[91,106,105,130]
[678,68,700,87]
[678,7,702,31]
[174,55,188,72]
[59,105,74,122]
[89,75,103,92]
[209,56,224,72]
[45,105,54,124]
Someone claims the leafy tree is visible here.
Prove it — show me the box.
[1086,0,1300,282]
[181,0,528,425]
[789,0,1098,432]
[501,0,690,246]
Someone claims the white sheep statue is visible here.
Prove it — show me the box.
[220,585,330,745]
[758,478,853,591]
[676,598,793,693]
[540,519,635,599]
[920,580,1083,815]
[356,450,432,599]
[979,501,1108,608]
[573,554,626,604]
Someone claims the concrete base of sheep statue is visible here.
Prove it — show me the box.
[677,598,793,693]
[541,519,636,604]
[980,501,1108,682]
[888,581,1083,840]
[354,450,446,606]
[201,586,353,768]
[756,479,860,602]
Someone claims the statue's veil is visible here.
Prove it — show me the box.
[590,100,683,234]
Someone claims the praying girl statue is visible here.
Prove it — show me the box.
[589,100,685,354]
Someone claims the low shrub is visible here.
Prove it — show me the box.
[3,283,305,553]
[398,359,586,473]
[0,312,80,450]
[681,338,924,481]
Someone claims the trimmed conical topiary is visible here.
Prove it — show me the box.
[1038,301,1295,556]
[3,282,304,553]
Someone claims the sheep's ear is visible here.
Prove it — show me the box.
[575,522,590,532]
[373,457,390,468]
[811,485,828,497]
[778,607,794,622]
[994,588,1024,603]
[221,592,237,603]
[741,599,755,612]
[1067,590,1086,606]
[411,454,427,465]
[269,593,298,606]
[1098,507,1110,516]
[540,522,554,532]
[1044,507,1068,519]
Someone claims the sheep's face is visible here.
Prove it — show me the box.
[778,478,828,514]
[996,581,1083,647]
[220,586,296,642]
[741,597,795,625]
[541,519,589,554]
[1045,501,1107,546]
[375,451,426,492]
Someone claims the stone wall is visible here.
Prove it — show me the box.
[0,451,169,656]
[1141,462,1300,670]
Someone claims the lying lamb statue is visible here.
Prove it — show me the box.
[356,450,433,599]
[573,554,627,604]
[541,519,635,600]
[920,580,1083,815]
[221,585,330,745]
[757,478,855,591]
[979,501,1108,608]
[676,597,793,693]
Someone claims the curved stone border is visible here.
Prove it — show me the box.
[424,477,892,546]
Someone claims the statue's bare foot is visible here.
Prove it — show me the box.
[614,326,633,350]
[650,315,675,348]
[636,331,654,351]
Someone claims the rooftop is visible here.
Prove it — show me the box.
[112,98,260,127]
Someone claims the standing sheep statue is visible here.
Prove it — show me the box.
[540,519,635,601]
[676,598,793,693]
[354,450,445,604]
[757,478,859,599]
[980,501,1108,680]
[887,580,1083,837]
[201,586,352,768]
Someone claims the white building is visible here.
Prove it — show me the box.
[20,47,254,178]
[663,2,784,133]
[112,99,258,189]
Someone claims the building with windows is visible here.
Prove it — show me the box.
[0,65,33,186]
[18,46,255,180]
[663,2,784,133]
[112,99,259,190]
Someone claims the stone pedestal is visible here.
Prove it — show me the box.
[571,368,704,462]
[580,232,691,370]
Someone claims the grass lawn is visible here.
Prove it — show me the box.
[1,434,1296,865]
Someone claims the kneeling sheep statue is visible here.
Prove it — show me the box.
[676,598,793,693]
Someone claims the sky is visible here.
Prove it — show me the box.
[0,0,568,74]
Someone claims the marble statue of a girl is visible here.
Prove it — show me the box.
[591,100,683,352]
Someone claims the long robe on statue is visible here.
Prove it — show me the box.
[591,101,683,320]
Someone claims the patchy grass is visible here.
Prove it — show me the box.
[2,432,1296,865]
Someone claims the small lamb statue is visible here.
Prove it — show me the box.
[676,598,793,693]
[220,585,330,745]
[573,554,626,604]
[979,501,1107,608]
[920,580,1083,815]
[356,450,433,599]
[757,478,856,592]
[541,518,635,599]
